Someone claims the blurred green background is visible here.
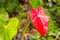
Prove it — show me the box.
[0,0,60,40]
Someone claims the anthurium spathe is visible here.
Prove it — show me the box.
[30,6,49,36]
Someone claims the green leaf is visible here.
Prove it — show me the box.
[4,0,17,12]
[30,0,39,8]
[55,6,60,17]
[41,37,46,40]
[0,17,9,40]
[6,18,19,40]
[48,36,54,40]
[53,0,60,2]
[30,0,44,8]
[0,8,9,21]
[0,18,19,40]
[32,32,40,39]
[0,8,7,14]
[39,0,44,6]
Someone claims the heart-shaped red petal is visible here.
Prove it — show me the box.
[30,6,49,36]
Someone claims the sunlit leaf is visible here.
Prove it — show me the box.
[6,18,19,40]
[0,18,19,40]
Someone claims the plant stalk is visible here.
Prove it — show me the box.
[21,21,31,40]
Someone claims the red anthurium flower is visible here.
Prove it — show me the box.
[30,6,49,36]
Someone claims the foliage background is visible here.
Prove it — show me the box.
[0,0,60,40]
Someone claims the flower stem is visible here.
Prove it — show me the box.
[21,21,31,40]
